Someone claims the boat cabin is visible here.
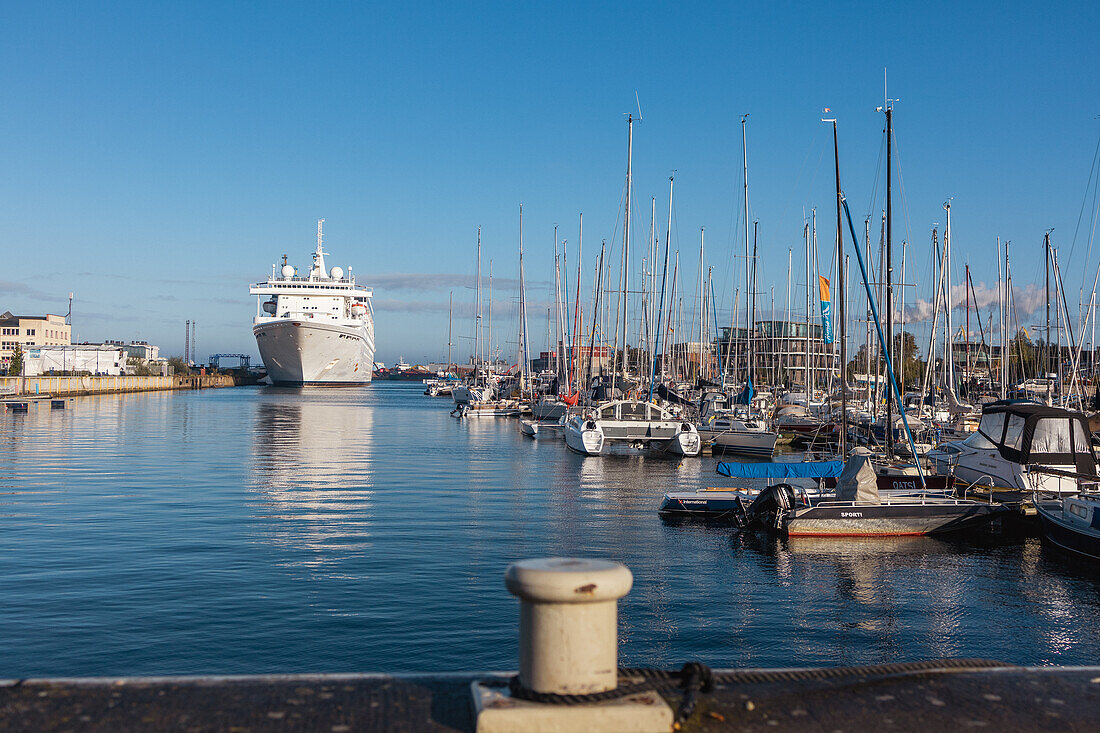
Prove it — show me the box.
[594,399,681,423]
[965,401,1096,474]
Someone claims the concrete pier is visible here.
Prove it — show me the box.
[0,373,237,398]
[1,664,1096,731]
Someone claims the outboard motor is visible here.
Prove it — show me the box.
[743,483,797,532]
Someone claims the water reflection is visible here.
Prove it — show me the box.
[248,388,376,565]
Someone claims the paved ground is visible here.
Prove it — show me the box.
[1,664,1097,731]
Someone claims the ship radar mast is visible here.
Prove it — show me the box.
[312,218,328,279]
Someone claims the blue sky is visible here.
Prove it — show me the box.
[2,1,1098,365]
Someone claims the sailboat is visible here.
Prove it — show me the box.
[451,228,523,417]
[695,390,777,457]
[563,118,700,457]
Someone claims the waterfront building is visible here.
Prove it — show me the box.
[0,312,71,368]
[533,344,614,375]
[669,341,719,380]
[718,321,839,387]
[104,340,161,363]
[23,344,127,376]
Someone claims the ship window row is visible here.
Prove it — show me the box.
[273,283,352,289]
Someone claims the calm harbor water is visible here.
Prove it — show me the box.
[2,382,1098,677]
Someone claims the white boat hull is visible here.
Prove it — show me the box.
[563,414,700,456]
[698,427,777,457]
[665,430,702,456]
[564,417,605,455]
[452,385,494,405]
[254,320,374,385]
[927,443,1081,494]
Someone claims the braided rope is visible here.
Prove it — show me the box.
[503,658,1010,726]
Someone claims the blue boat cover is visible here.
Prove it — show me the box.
[715,460,844,479]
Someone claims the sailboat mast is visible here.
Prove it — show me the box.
[751,223,758,384]
[884,102,895,457]
[944,202,955,400]
[518,204,530,395]
[570,214,583,395]
[830,118,847,456]
[695,227,705,380]
[586,241,607,397]
[553,226,564,380]
[642,195,651,372]
[1045,232,1051,379]
[447,291,453,370]
[786,248,792,387]
[997,237,1005,398]
[900,239,907,386]
[488,260,493,374]
[475,227,482,385]
[805,220,811,395]
[613,114,634,395]
[742,115,751,384]
[965,262,971,396]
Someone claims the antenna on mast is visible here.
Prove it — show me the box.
[877,71,900,113]
[634,91,643,121]
[313,218,327,278]
[66,292,73,326]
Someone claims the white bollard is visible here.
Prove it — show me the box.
[505,557,633,694]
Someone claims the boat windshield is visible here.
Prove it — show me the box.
[962,430,996,450]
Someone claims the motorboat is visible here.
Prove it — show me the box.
[1035,493,1100,560]
[751,454,1011,537]
[927,400,1098,495]
[423,374,459,396]
[659,460,843,521]
[452,380,495,406]
[563,399,700,456]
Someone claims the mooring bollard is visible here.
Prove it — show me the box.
[505,557,634,694]
[474,558,670,732]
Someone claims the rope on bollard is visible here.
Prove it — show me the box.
[501,658,1011,728]
[505,662,713,727]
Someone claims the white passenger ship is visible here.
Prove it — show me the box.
[250,220,375,385]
